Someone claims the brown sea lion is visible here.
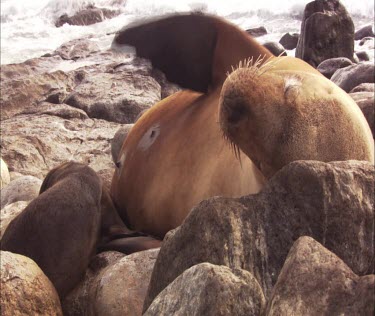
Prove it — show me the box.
[110,13,374,239]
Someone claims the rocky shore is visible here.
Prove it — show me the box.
[1,0,374,315]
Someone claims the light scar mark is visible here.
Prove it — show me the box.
[284,76,302,95]
[137,124,161,151]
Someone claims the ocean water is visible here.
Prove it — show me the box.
[1,0,374,65]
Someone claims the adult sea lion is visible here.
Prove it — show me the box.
[110,13,374,239]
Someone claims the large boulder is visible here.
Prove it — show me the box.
[1,251,63,316]
[1,175,42,209]
[331,62,374,92]
[296,0,355,67]
[355,25,374,41]
[266,236,375,316]
[63,249,159,316]
[143,160,374,309]
[349,91,374,135]
[279,32,299,50]
[0,201,28,239]
[0,158,10,189]
[55,5,120,27]
[1,114,119,178]
[144,263,265,316]
[316,57,353,78]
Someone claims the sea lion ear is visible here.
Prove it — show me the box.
[112,13,217,93]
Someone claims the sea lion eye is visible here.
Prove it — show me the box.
[227,103,248,123]
[115,161,121,168]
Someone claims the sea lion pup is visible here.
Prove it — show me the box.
[110,13,374,239]
[1,162,102,298]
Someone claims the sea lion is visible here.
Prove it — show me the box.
[110,13,374,239]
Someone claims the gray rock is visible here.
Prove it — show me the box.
[245,26,267,37]
[54,38,100,60]
[1,251,63,316]
[144,263,265,316]
[1,175,42,209]
[263,42,287,56]
[144,160,374,309]
[111,124,134,163]
[266,236,375,316]
[349,91,374,135]
[279,32,299,50]
[331,62,374,92]
[317,57,353,78]
[0,201,28,239]
[355,25,374,41]
[296,0,355,67]
[350,83,374,93]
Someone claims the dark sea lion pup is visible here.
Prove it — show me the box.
[110,13,374,239]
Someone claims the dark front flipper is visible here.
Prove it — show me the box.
[97,236,162,254]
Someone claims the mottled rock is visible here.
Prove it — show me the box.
[266,236,375,316]
[263,42,287,56]
[144,263,265,316]
[0,158,10,189]
[356,51,370,61]
[54,38,100,60]
[1,251,63,316]
[245,26,267,37]
[144,161,374,308]
[316,57,353,78]
[331,62,374,92]
[111,124,134,163]
[1,175,42,209]
[350,83,374,93]
[279,32,299,50]
[349,91,374,135]
[21,102,89,119]
[355,24,375,41]
[0,201,28,239]
[63,249,159,316]
[296,0,355,67]
[1,114,119,178]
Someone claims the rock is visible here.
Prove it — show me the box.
[1,175,42,209]
[55,6,120,27]
[54,38,100,60]
[0,158,10,189]
[279,32,299,50]
[359,36,374,46]
[349,92,374,135]
[1,114,120,178]
[356,51,370,61]
[316,57,353,78]
[331,61,374,92]
[350,83,374,93]
[21,102,89,119]
[65,59,162,124]
[0,201,28,239]
[266,236,375,316]
[150,68,181,99]
[144,161,374,308]
[245,26,267,37]
[355,25,374,41]
[1,251,63,316]
[111,124,134,163]
[144,263,265,316]
[62,251,125,316]
[263,42,287,56]
[63,249,159,316]
[296,0,355,67]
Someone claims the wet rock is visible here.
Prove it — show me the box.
[144,263,265,316]
[63,249,159,316]
[359,36,374,46]
[263,42,287,56]
[349,91,374,135]
[350,83,374,93]
[356,51,370,61]
[331,61,374,92]
[1,251,63,316]
[144,160,374,308]
[316,57,353,78]
[355,25,374,41]
[0,158,10,189]
[1,114,120,178]
[245,26,267,37]
[296,0,355,67]
[0,201,28,239]
[279,32,299,50]
[111,124,134,163]
[55,6,120,27]
[266,236,375,316]
[54,38,100,60]
[1,175,42,209]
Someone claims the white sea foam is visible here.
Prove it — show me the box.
[1,0,373,65]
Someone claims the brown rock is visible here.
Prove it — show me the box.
[1,114,119,178]
[263,42,287,56]
[144,263,265,316]
[1,251,63,316]
[54,38,100,60]
[245,26,267,37]
[349,91,374,135]
[0,201,28,239]
[296,0,355,67]
[266,236,375,316]
[350,83,374,93]
[144,161,374,309]
[331,61,374,92]
[316,57,353,78]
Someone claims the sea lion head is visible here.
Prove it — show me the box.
[219,56,374,179]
